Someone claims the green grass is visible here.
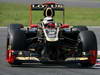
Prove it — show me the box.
[0,2,28,26]
[65,8,100,25]
[0,2,100,26]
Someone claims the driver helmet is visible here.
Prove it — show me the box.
[43,17,53,25]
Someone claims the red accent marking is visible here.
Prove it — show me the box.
[48,23,55,28]
[96,63,100,64]
[60,24,70,28]
[43,2,57,5]
[88,50,97,64]
[6,50,15,64]
[30,24,38,28]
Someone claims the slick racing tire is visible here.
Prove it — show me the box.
[7,24,27,50]
[7,24,26,65]
[8,24,23,30]
[78,31,97,67]
[72,26,88,31]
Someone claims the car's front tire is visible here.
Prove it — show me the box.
[78,31,97,67]
[7,24,26,65]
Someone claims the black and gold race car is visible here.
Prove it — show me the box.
[6,2,97,67]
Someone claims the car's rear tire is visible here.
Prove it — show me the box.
[7,24,26,65]
[78,31,97,67]
[72,26,88,31]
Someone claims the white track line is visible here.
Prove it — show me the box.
[87,26,100,28]
[0,27,7,28]
[98,51,100,55]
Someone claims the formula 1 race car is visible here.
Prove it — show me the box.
[6,2,97,67]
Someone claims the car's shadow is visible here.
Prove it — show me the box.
[10,62,95,69]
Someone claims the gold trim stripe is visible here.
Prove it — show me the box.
[16,57,40,61]
[65,57,88,61]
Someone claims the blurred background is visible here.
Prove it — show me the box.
[0,0,100,26]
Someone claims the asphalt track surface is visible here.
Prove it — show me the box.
[1,0,100,8]
[0,27,100,75]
